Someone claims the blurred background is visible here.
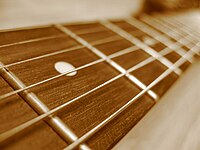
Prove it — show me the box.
[0,0,144,29]
[0,0,199,30]
[0,0,200,150]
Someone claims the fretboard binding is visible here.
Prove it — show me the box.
[125,17,193,63]
[100,20,182,75]
[54,24,158,100]
[63,42,200,150]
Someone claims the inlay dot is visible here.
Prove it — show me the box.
[143,36,157,46]
[54,61,77,76]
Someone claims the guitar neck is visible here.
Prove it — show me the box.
[0,11,199,150]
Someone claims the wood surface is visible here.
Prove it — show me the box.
[0,17,194,149]
[0,1,199,150]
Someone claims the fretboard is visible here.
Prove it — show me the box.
[0,11,199,150]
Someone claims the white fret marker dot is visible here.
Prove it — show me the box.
[143,36,157,46]
[54,61,77,76]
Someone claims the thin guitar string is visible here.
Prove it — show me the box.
[125,17,193,62]
[144,14,196,42]
[155,13,200,41]
[100,20,183,75]
[0,16,198,70]
[0,35,188,101]
[1,41,198,143]
[151,14,200,45]
[159,12,200,38]
[142,14,200,54]
[64,42,200,150]
[141,14,197,47]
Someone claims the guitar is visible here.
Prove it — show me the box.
[0,1,200,150]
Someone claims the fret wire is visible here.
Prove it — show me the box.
[141,15,199,55]
[0,35,121,70]
[63,42,200,150]
[100,20,182,75]
[125,17,193,63]
[0,38,182,142]
[153,14,200,44]
[55,24,158,100]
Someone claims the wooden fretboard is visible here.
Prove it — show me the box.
[0,11,199,150]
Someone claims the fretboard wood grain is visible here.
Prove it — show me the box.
[0,12,199,150]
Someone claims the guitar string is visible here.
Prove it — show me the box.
[0,16,198,70]
[0,41,198,143]
[151,14,200,46]
[153,13,200,57]
[154,13,200,42]
[0,33,191,101]
[156,12,200,39]
[125,17,193,62]
[64,42,200,150]
[142,14,198,47]
[100,20,183,75]
[141,14,200,55]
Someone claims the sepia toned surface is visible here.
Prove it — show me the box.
[0,0,198,149]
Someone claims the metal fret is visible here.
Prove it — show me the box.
[125,17,193,63]
[0,62,90,150]
[55,24,158,100]
[100,20,182,75]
